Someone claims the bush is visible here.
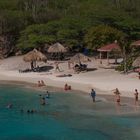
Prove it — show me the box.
[115,57,133,71]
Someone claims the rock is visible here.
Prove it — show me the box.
[15,50,22,56]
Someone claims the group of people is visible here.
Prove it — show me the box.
[20,91,51,114]
[113,88,139,106]
[40,91,50,105]
[90,88,139,106]
[64,83,71,91]
[73,63,87,73]
[20,109,37,114]
[20,91,50,114]
[38,80,45,87]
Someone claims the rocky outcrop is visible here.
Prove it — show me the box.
[0,36,15,58]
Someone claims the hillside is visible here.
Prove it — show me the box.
[0,0,140,55]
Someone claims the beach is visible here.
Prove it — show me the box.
[1,56,140,140]
[0,56,139,98]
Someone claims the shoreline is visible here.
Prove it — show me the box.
[0,79,136,101]
[0,70,137,99]
[0,70,137,98]
[1,79,140,116]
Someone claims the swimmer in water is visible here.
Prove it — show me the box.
[41,97,46,105]
[27,110,30,113]
[6,104,13,109]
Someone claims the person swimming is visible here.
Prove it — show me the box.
[26,109,37,114]
[41,97,46,105]
[30,110,34,114]
[27,110,30,113]
[6,104,13,109]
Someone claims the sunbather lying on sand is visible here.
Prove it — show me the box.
[56,74,72,77]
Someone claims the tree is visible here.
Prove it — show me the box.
[84,25,126,50]
[0,0,140,55]
[16,23,57,51]
[17,18,85,51]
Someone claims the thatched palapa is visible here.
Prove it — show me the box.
[70,53,91,63]
[132,56,140,68]
[23,49,47,69]
[47,43,67,53]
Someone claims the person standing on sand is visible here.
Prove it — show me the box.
[90,89,96,102]
[134,89,139,105]
[113,88,121,106]
[55,62,60,72]
[41,80,45,86]
[64,83,68,90]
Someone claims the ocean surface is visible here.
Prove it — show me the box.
[0,84,140,140]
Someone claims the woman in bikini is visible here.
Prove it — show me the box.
[113,88,121,106]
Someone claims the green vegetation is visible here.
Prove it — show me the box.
[0,0,139,54]
[115,57,133,71]
[84,25,126,50]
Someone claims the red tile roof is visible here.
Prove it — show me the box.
[97,43,120,52]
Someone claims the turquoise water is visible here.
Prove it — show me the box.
[0,84,140,140]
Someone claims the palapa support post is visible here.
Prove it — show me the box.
[107,52,109,65]
[99,52,102,64]
[31,61,34,70]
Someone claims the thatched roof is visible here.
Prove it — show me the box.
[23,49,47,62]
[47,43,67,53]
[132,56,140,67]
[70,53,91,63]
[131,40,140,47]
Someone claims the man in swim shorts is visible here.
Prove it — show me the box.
[134,89,139,105]
[90,89,96,102]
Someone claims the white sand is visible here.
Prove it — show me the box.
[0,56,139,98]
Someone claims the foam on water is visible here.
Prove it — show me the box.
[0,84,140,140]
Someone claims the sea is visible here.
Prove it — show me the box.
[0,84,140,140]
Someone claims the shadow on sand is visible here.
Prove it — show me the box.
[87,68,97,72]
[38,66,54,72]
[19,66,54,73]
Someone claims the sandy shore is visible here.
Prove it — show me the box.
[0,56,140,98]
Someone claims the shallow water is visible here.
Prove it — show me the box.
[0,84,140,140]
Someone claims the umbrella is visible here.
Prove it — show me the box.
[132,56,140,68]
[70,53,91,63]
[23,49,47,69]
[47,43,67,53]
